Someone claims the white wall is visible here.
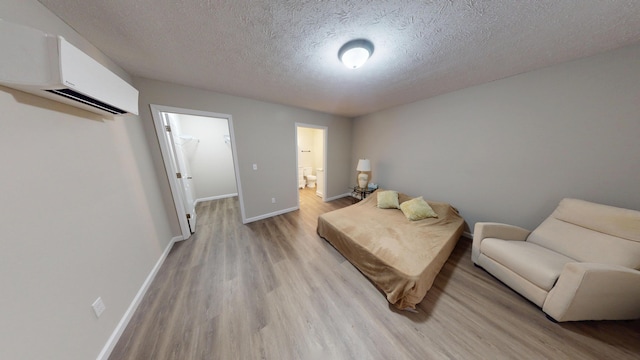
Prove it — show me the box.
[352,44,640,231]
[176,114,238,200]
[0,2,176,359]
[297,127,314,169]
[135,77,353,222]
[314,127,325,172]
[297,127,323,176]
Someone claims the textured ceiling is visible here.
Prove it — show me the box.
[38,0,640,117]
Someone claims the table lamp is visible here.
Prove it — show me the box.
[356,159,371,189]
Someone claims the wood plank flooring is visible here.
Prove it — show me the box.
[109,188,640,359]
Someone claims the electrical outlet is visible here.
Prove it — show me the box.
[92,297,106,318]
[271,197,276,203]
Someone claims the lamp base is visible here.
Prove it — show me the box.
[357,172,368,189]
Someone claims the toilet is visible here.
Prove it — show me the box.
[303,167,316,188]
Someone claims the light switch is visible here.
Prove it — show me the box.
[92,297,106,318]
[252,164,258,170]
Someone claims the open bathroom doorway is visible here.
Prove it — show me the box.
[295,123,327,208]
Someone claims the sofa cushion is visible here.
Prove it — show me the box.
[528,217,640,270]
[480,238,575,291]
[553,198,640,242]
[477,254,549,307]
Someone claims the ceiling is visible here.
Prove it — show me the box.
[38,0,640,117]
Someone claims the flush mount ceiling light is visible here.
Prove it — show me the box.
[338,39,374,69]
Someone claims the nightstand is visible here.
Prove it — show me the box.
[350,186,377,202]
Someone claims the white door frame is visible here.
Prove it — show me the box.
[151,104,246,240]
[295,123,328,207]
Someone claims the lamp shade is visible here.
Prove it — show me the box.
[356,159,371,172]
[339,39,374,69]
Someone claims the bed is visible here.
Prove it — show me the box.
[317,190,465,310]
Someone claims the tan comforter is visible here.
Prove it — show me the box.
[317,191,464,309]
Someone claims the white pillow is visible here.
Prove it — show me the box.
[377,190,400,209]
[400,196,438,221]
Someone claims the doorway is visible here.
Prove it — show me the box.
[151,105,245,240]
[295,123,327,207]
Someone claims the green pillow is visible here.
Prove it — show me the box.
[400,196,438,221]
[377,190,400,209]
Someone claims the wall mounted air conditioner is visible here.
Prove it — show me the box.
[0,19,138,117]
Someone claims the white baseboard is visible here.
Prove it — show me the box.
[462,231,474,239]
[324,192,351,202]
[193,193,238,206]
[96,235,181,360]
[243,206,299,224]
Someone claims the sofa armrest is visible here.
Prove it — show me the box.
[542,262,640,322]
[472,222,531,263]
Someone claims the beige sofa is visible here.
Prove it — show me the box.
[472,198,640,322]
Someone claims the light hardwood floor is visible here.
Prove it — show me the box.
[109,188,640,359]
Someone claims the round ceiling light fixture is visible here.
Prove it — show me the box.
[338,39,374,69]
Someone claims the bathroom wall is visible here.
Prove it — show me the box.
[314,128,324,171]
[176,114,238,201]
[297,127,323,176]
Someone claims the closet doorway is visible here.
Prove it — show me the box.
[151,105,245,240]
[295,123,327,207]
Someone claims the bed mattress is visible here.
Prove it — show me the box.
[317,191,464,309]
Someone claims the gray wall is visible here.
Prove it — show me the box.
[352,44,640,231]
[135,77,353,222]
[0,2,176,359]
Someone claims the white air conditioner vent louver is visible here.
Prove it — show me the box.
[46,88,128,115]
